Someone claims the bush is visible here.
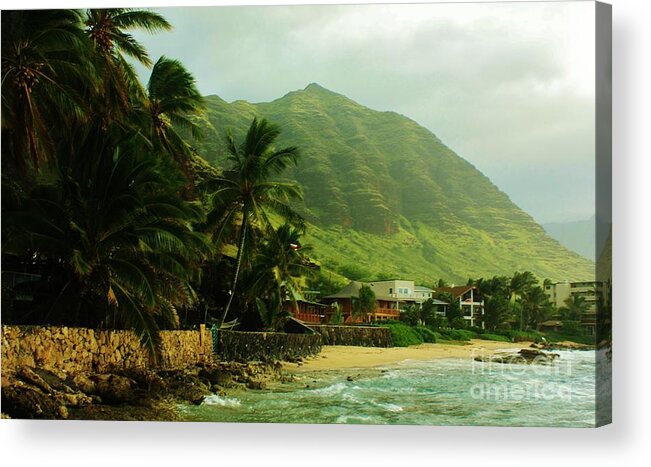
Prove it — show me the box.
[414,325,437,343]
[561,320,583,335]
[384,322,424,347]
[478,333,511,342]
[504,330,545,342]
[450,317,468,329]
[439,329,477,342]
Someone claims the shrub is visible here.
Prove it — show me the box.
[400,305,421,327]
[450,317,468,329]
[504,330,545,342]
[561,320,584,335]
[478,333,511,342]
[384,322,424,347]
[414,325,437,343]
[439,329,477,341]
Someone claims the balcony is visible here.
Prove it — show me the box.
[374,307,400,318]
[294,311,323,324]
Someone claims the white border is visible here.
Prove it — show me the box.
[1,1,649,466]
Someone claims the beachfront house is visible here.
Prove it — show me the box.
[322,279,441,324]
[322,280,401,323]
[433,285,485,328]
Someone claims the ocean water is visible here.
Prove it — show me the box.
[179,349,605,427]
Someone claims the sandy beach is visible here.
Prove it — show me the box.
[283,339,532,372]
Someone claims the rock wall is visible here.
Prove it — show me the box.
[309,325,393,347]
[217,330,322,362]
[1,325,212,374]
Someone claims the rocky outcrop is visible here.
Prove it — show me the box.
[1,361,285,420]
[531,341,594,351]
[474,348,560,365]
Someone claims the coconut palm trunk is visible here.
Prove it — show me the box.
[219,215,248,327]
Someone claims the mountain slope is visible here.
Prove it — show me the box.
[198,83,594,283]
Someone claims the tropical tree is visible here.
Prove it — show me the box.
[478,275,512,330]
[207,117,303,326]
[520,286,554,329]
[352,284,376,323]
[140,56,209,177]
[84,8,171,66]
[84,8,172,122]
[560,295,590,321]
[2,124,209,355]
[244,223,316,330]
[329,302,344,325]
[401,304,421,326]
[1,9,93,173]
[436,291,461,325]
[420,298,440,328]
[509,271,538,330]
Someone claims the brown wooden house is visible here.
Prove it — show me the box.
[322,281,401,324]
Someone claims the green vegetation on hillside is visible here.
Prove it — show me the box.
[197,84,594,283]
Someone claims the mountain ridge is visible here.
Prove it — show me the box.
[196,83,594,283]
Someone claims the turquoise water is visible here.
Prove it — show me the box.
[179,350,604,427]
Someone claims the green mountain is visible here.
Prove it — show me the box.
[198,83,594,284]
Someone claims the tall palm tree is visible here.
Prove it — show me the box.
[84,8,172,122]
[3,123,209,355]
[141,56,209,181]
[207,117,304,326]
[244,223,316,330]
[1,9,93,173]
[84,8,171,66]
[509,271,538,330]
[521,286,554,329]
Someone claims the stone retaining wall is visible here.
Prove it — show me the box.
[309,325,393,347]
[217,330,322,362]
[1,325,212,374]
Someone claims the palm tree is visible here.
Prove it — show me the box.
[509,271,538,330]
[2,9,93,173]
[561,295,590,321]
[84,8,171,66]
[520,286,554,329]
[207,117,303,327]
[3,123,209,355]
[245,223,316,330]
[141,56,209,181]
[83,8,172,122]
[479,275,512,330]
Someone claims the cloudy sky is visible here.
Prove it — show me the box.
[131,1,596,224]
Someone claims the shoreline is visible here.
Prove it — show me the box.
[282,339,534,373]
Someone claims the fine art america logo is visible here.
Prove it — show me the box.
[469,350,575,402]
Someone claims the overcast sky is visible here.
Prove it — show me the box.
[131,1,596,224]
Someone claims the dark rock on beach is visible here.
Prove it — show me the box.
[474,348,560,365]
